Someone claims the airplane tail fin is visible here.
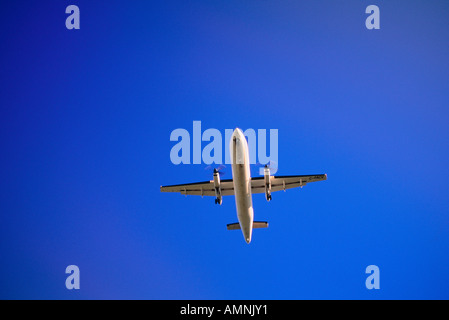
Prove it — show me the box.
[226,221,268,230]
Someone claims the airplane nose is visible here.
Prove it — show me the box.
[245,237,251,244]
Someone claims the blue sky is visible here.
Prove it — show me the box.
[0,0,448,299]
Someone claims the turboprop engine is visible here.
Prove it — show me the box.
[264,165,272,201]
[213,168,222,205]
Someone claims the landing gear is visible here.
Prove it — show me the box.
[215,198,222,205]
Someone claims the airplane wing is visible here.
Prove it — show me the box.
[160,179,235,196]
[160,174,326,196]
[250,174,327,193]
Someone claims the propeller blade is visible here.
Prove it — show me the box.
[255,160,277,169]
[205,164,226,177]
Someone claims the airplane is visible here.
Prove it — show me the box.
[160,128,327,244]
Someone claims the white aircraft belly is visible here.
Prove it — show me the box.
[230,129,254,243]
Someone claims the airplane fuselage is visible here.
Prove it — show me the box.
[230,128,254,243]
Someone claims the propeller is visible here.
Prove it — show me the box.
[256,160,277,169]
[255,160,278,175]
[205,164,226,177]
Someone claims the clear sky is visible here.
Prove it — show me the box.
[0,0,448,299]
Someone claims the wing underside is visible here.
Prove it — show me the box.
[160,174,326,196]
[250,174,327,194]
[160,179,235,196]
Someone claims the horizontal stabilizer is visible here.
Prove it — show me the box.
[226,221,268,230]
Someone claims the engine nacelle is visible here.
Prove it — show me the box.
[213,169,222,205]
[264,166,272,201]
